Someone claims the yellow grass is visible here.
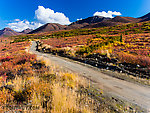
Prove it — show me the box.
[0,55,94,112]
[51,83,92,113]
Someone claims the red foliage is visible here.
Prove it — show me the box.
[41,35,94,48]
[115,52,150,67]
[0,40,36,82]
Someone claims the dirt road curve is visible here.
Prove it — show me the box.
[30,41,150,111]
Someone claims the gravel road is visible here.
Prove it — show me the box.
[30,41,150,112]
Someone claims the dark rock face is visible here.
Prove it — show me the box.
[139,12,150,22]
[70,16,111,25]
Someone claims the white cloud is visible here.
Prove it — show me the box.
[93,11,122,18]
[8,20,42,32]
[35,6,71,25]
[7,6,71,32]
[14,19,20,22]
[77,18,82,21]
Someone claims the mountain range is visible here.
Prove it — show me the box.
[0,12,150,37]
[20,28,33,34]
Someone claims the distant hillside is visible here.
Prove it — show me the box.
[20,28,33,34]
[85,21,119,28]
[81,16,141,28]
[29,23,67,34]
[139,12,150,22]
[66,23,89,30]
[71,16,110,25]
[111,16,141,23]
[66,16,111,29]
[0,28,22,37]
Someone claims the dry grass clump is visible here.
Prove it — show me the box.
[51,83,92,113]
[0,58,94,112]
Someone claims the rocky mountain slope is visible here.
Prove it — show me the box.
[0,28,22,37]
[20,28,33,34]
[29,23,67,34]
[139,12,150,22]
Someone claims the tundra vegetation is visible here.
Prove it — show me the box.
[12,20,150,83]
[0,38,143,112]
[36,33,150,84]
[1,20,150,112]
[35,31,150,84]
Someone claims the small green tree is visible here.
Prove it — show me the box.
[120,34,123,42]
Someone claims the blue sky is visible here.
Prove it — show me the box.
[0,0,149,31]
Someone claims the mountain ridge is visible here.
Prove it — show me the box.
[1,12,150,36]
[29,23,67,34]
[0,28,22,37]
[139,12,150,22]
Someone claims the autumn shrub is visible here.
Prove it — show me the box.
[0,49,94,112]
[115,52,150,67]
[3,64,93,112]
